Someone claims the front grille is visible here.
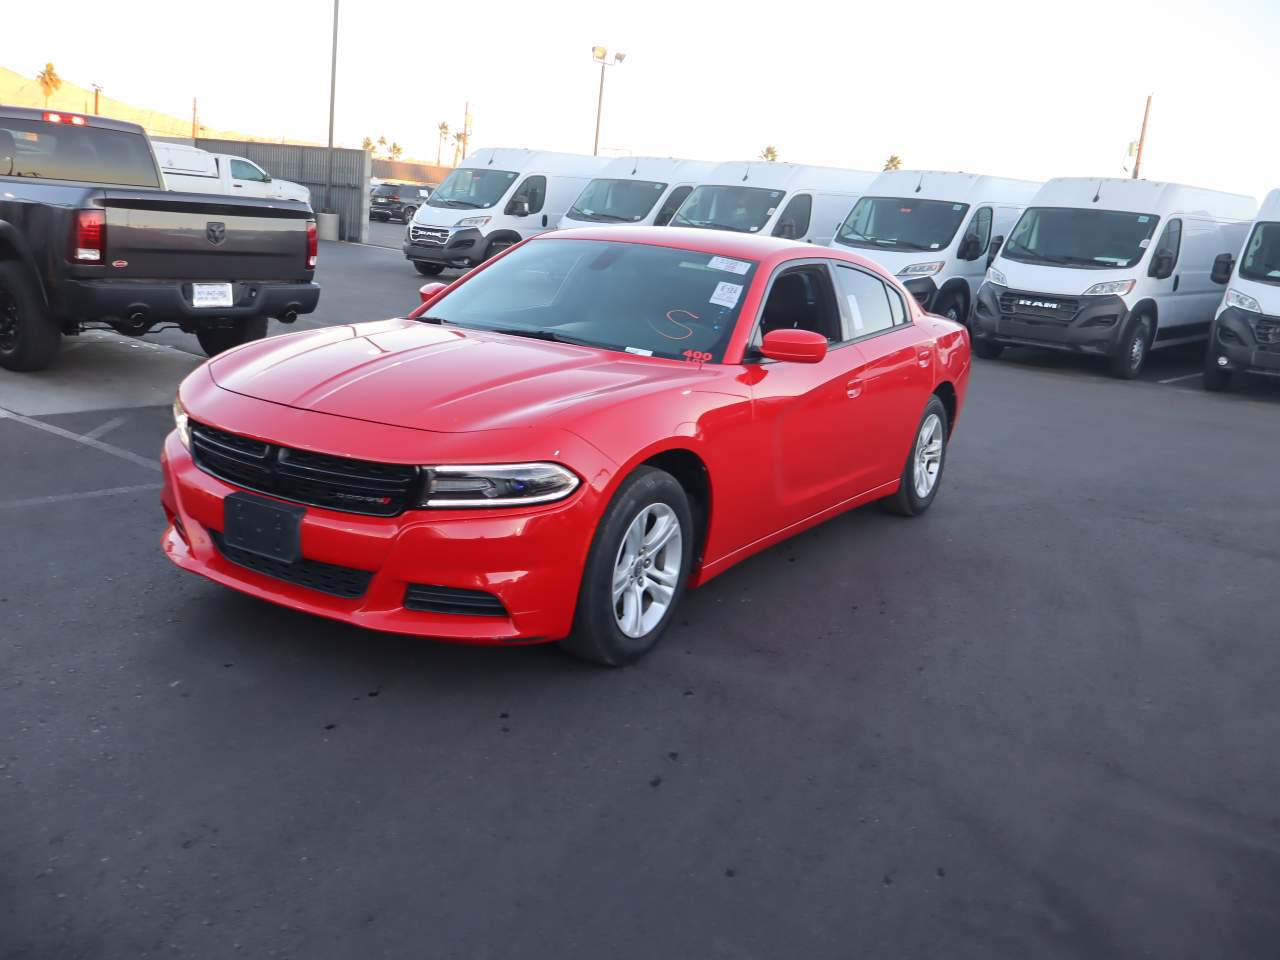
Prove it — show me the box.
[999,291,1080,321]
[404,584,508,617]
[1253,316,1280,347]
[191,422,420,517]
[410,225,449,246]
[211,532,373,599]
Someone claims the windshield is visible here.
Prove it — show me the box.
[427,168,518,209]
[422,238,758,363]
[567,179,668,222]
[1003,207,1159,269]
[1239,222,1280,286]
[670,185,785,233]
[836,197,969,251]
[0,118,160,187]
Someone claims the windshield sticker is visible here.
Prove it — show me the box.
[766,208,777,217]
[1139,238,1151,248]
[709,282,743,309]
[624,346,654,356]
[953,204,963,210]
[708,256,751,275]
[930,243,941,249]
[1137,216,1150,222]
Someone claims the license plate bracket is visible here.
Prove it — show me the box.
[222,493,305,563]
[192,282,234,308]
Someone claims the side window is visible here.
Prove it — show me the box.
[654,185,693,226]
[230,158,267,182]
[964,207,993,254]
[757,266,842,345]
[508,175,547,215]
[833,265,897,338]
[1154,217,1182,265]
[772,193,813,239]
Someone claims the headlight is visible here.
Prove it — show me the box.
[455,216,492,229]
[1225,288,1261,313]
[416,463,579,508]
[172,396,190,448]
[985,266,1007,286]
[896,261,945,278]
[1082,279,1136,296]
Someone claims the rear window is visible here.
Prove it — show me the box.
[372,184,403,197]
[0,118,160,188]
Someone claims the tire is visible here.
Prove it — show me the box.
[1109,314,1152,379]
[1202,357,1231,392]
[935,289,969,328]
[401,206,416,223]
[413,261,445,277]
[195,317,269,357]
[880,396,949,517]
[972,337,1003,360]
[483,238,517,262]
[0,261,60,372]
[560,466,693,667]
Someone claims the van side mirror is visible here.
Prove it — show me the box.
[760,328,827,364]
[778,220,797,240]
[1149,252,1175,280]
[507,198,531,217]
[1211,253,1235,285]
[958,235,981,261]
[986,235,1004,268]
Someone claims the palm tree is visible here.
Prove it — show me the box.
[452,131,465,166]
[436,122,449,166]
[361,136,374,152]
[389,142,403,161]
[36,63,62,108]
[883,155,902,171]
[758,145,778,162]
[376,135,387,158]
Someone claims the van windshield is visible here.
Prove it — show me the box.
[1003,207,1159,269]
[427,168,518,209]
[836,197,970,251]
[568,179,668,222]
[1239,222,1280,285]
[670,185,785,233]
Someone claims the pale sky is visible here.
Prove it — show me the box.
[3,0,1277,201]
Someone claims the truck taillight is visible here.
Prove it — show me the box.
[44,111,86,126]
[70,210,106,263]
[306,220,317,269]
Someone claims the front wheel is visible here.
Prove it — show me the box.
[972,337,1004,360]
[483,238,517,262]
[0,261,60,372]
[881,396,949,517]
[935,290,969,328]
[413,261,445,277]
[1109,314,1152,379]
[195,317,269,357]
[401,206,416,223]
[560,466,692,666]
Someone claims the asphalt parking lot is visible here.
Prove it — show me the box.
[2,240,1279,959]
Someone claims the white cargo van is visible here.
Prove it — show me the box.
[668,161,876,245]
[405,148,610,276]
[1203,188,1280,390]
[153,142,311,204]
[558,157,719,229]
[973,178,1255,378]
[831,170,1039,325]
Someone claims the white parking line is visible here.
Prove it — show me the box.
[1158,372,1203,384]
[0,407,160,472]
[0,483,163,510]
[82,414,129,441]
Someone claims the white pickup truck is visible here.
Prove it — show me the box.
[153,142,311,205]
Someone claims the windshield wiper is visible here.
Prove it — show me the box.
[480,327,602,348]
[576,212,632,222]
[679,219,749,233]
[433,198,483,209]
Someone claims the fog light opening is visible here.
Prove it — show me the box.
[1217,356,1230,367]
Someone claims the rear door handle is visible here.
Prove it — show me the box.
[846,378,864,399]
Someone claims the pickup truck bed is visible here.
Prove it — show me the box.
[0,105,320,371]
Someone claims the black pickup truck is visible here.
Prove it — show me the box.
[0,105,320,371]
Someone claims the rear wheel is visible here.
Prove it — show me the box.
[935,289,969,328]
[483,237,517,262]
[0,261,60,372]
[195,317,269,357]
[971,337,1003,360]
[881,396,949,517]
[1109,314,1152,379]
[413,261,445,277]
[560,467,692,667]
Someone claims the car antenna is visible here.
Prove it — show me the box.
[915,172,924,194]
[631,158,639,175]
[1092,179,1103,203]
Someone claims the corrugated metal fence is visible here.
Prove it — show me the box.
[194,139,372,243]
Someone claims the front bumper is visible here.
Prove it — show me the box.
[1206,306,1280,378]
[60,279,320,327]
[403,227,485,267]
[973,283,1129,355]
[901,277,939,311]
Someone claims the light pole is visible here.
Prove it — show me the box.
[591,46,625,157]
[325,0,340,214]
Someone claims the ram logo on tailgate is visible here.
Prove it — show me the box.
[206,222,227,245]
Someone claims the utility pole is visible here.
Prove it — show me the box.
[1132,94,1152,180]
[191,98,197,139]
[461,101,471,161]
[325,0,340,214]
[91,84,102,115]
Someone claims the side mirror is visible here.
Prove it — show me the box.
[418,281,449,303]
[1149,251,1175,280]
[1211,253,1235,285]
[778,221,797,240]
[264,175,273,183]
[760,328,827,364]
[958,235,981,261]
[508,198,531,217]
[986,235,1004,268]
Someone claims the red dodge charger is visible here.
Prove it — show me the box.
[162,227,970,664]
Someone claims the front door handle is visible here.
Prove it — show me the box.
[846,378,864,399]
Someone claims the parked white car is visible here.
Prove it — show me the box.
[153,142,311,205]
[831,170,1040,325]
[558,157,719,229]
[669,161,876,245]
[973,178,1255,377]
[404,148,610,276]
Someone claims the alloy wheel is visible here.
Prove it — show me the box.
[612,503,683,638]
[913,413,944,499]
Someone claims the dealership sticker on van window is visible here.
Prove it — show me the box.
[709,281,744,309]
[1139,238,1151,248]
[1138,216,1150,222]
[707,256,750,275]
[625,346,654,356]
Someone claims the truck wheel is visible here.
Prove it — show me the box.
[413,262,445,277]
[972,337,1003,360]
[0,261,60,372]
[195,317,269,357]
[1109,314,1152,379]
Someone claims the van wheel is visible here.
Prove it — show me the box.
[484,238,516,261]
[1202,359,1231,392]
[1109,314,1152,379]
[935,290,969,327]
[413,262,445,277]
[195,317,269,357]
[401,206,416,223]
[880,396,949,517]
[0,261,60,372]
[560,467,692,667]
[972,337,1003,360]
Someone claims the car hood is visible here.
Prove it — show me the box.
[208,318,721,433]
